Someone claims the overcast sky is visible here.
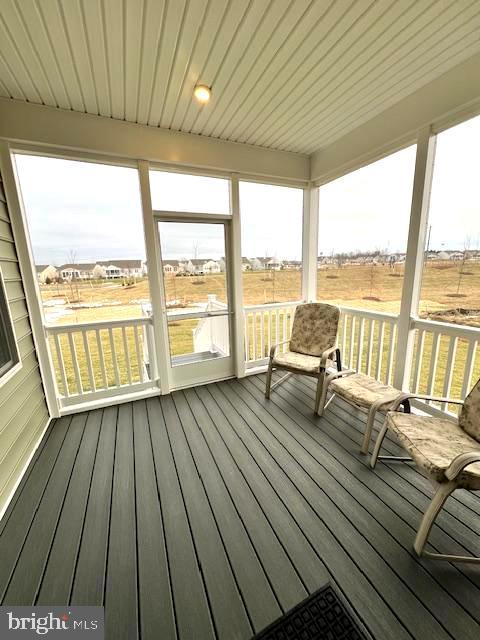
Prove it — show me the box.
[14,114,480,266]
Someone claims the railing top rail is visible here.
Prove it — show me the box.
[45,316,151,333]
[412,317,480,339]
[338,306,399,322]
[244,300,303,311]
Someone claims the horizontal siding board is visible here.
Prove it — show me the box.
[0,239,17,262]
[0,167,48,526]
[0,219,13,242]
[0,350,39,398]
[0,406,49,500]
[0,398,49,498]
[10,298,29,322]
[0,381,46,460]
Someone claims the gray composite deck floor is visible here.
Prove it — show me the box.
[1,373,480,640]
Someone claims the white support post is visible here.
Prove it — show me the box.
[302,183,319,302]
[393,128,436,390]
[230,175,246,378]
[137,160,170,393]
[0,142,60,417]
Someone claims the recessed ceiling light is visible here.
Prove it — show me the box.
[194,84,211,104]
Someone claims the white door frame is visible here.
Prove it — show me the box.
[154,212,236,390]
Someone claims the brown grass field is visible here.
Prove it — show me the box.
[41,260,480,397]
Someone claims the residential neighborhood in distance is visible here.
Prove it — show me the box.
[36,248,480,284]
[35,256,306,283]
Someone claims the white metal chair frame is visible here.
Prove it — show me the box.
[265,345,342,414]
[371,392,480,563]
[317,369,411,454]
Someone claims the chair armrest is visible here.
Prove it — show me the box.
[389,393,464,412]
[445,451,480,481]
[320,345,337,369]
[325,368,356,382]
[269,340,290,358]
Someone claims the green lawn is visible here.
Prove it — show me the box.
[43,262,480,399]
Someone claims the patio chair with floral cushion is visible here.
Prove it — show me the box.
[370,377,480,563]
[265,303,342,414]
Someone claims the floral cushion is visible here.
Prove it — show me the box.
[386,412,480,489]
[459,377,480,442]
[329,373,402,410]
[273,350,324,374]
[289,303,339,357]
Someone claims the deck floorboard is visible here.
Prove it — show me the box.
[1,374,480,640]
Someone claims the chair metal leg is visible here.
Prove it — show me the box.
[314,375,323,415]
[265,360,273,399]
[413,482,480,563]
[270,372,292,392]
[361,405,377,454]
[316,374,331,416]
[370,419,388,468]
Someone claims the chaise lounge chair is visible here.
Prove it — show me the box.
[370,377,480,562]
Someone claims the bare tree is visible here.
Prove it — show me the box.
[66,250,80,303]
[455,236,471,296]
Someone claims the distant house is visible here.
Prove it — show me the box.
[36,264,58,283]
[184,259,220,275]
[96,259,146,278]
[163,260,184,275]
[284,260,301,270]
[265,257,283,271]
[249,257,264,271]
[58,263,95,280]
[203,260,221,274]
[241,257,252,271]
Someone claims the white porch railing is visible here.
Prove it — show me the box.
[244,301,299,367]
[409,318,480,415]
[243,302,480,417]
[337,307,398,385]
[46,317,159,409]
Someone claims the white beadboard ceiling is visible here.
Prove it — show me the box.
[0,0,479,155]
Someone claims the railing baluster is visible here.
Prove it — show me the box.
[252,311,257,361]
[426,331,441,403]
[386,322,395,385]
[366,319,374,377]
[134,325,144,382]
[82,329,95,392]
[260,311,265,358]
[341,313,347,363]
[349,316,356,370]
[122,326,132,386]
[53,332,69,397]
[283,307,287,345]
[67,331,83,395]
[267,310,271,356]
[441,336,458,411]
[461,339,477,399]
[356,317,365,372]
[412,329,425,393]
[96,329,108,389]
[275,309,280,351]
[375,321,385,382]
[109,327,121,387]
[244,311,249,362]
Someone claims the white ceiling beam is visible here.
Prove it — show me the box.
[0,97,309,182]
